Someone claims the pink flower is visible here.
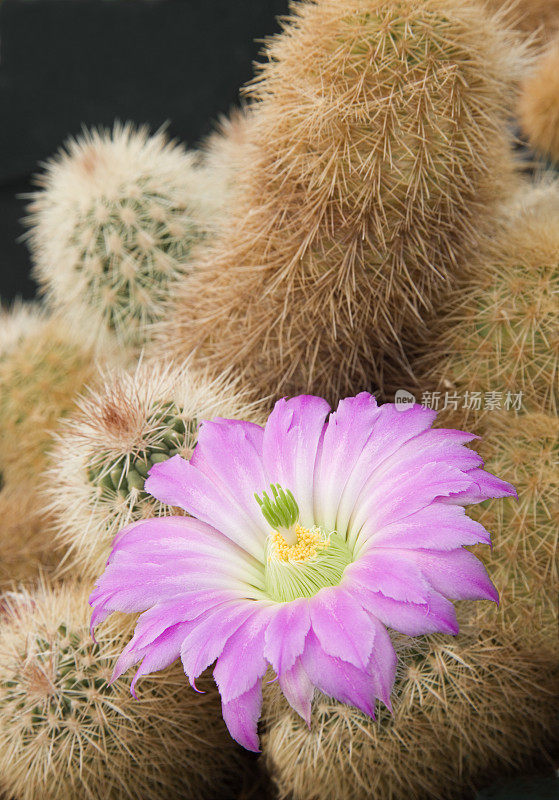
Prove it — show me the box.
[90,394,514,751]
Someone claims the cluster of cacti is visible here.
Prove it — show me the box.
[1,0,557,798]
[261,616,558,800]
[154,0,527,403]
[26,123,223,351]
[46,360,260,579]
[0,583,245,800]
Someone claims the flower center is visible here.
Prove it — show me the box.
[268,524,329,562]
[255,485,353,602]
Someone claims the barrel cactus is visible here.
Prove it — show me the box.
[27,123,218,350]
[46,360,261,579]
[0,583,246,800]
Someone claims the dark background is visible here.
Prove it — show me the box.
[0,0,290,301]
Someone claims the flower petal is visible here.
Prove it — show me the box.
[213,606,273,703]
[309,587,375,669]
[313,393,381,531]
[344,577,458,636]
[335,403,437,536]
[344,550,431,604]
[440,468,517,505]
[145,455,266,559]
[365,613,398,708]
[409,549,499,603]
[221,681,263,752]
[348,464,473,552]
[263,598,311,674]
[262,396,330,528]
[367,503,491,551]
[126,623,191,697]
[278,658,314,726]
[180,602,261,685]
[190,418,270,537]
[300,631,377,717]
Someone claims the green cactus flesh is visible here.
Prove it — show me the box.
[87,402,198,503]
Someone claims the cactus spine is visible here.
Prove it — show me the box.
[519,41,559,166]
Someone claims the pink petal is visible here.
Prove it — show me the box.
[369,427,482,482]
[367,503,491,550]
[213,606,273,703]
[145,455,266,559]
[313,393,381,531]
[127,623,190,696]
[114,591,238,658]
[300,632,378,718]
[309,587,375,669]
[190,418,270,537]
[345,577,458,636]
[262,396,330,528]
[180,602,259,684]
[263,599,311,674]
[345,550,431,604]
[278,658,314,726]
[365,614,398,708]
[109,516,250,565]
[440,468,517,505]
[335,403,436,535]
[221,681,263,752]
[350,463,472,547]
[410,549,499,603]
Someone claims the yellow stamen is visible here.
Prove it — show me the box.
[268,524,330,563]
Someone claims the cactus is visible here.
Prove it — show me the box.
[408,181,559,710]
[0,304,112,487]
[482,0,559,45]
[155,0,527,404]
[519,41,559,166]
[0,484,53,590]
[46,360,262,580]
[470,412,558,653]
[200,107,254,207]
[26,123,218,350]
[417,180,559,425]
[0,583,246,800]
[261,617,558,800]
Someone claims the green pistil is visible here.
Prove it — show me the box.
[255,484,299,531]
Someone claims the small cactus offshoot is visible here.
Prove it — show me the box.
[46,360,262,580]
[0,584,245,800]
[26,123,218,350]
